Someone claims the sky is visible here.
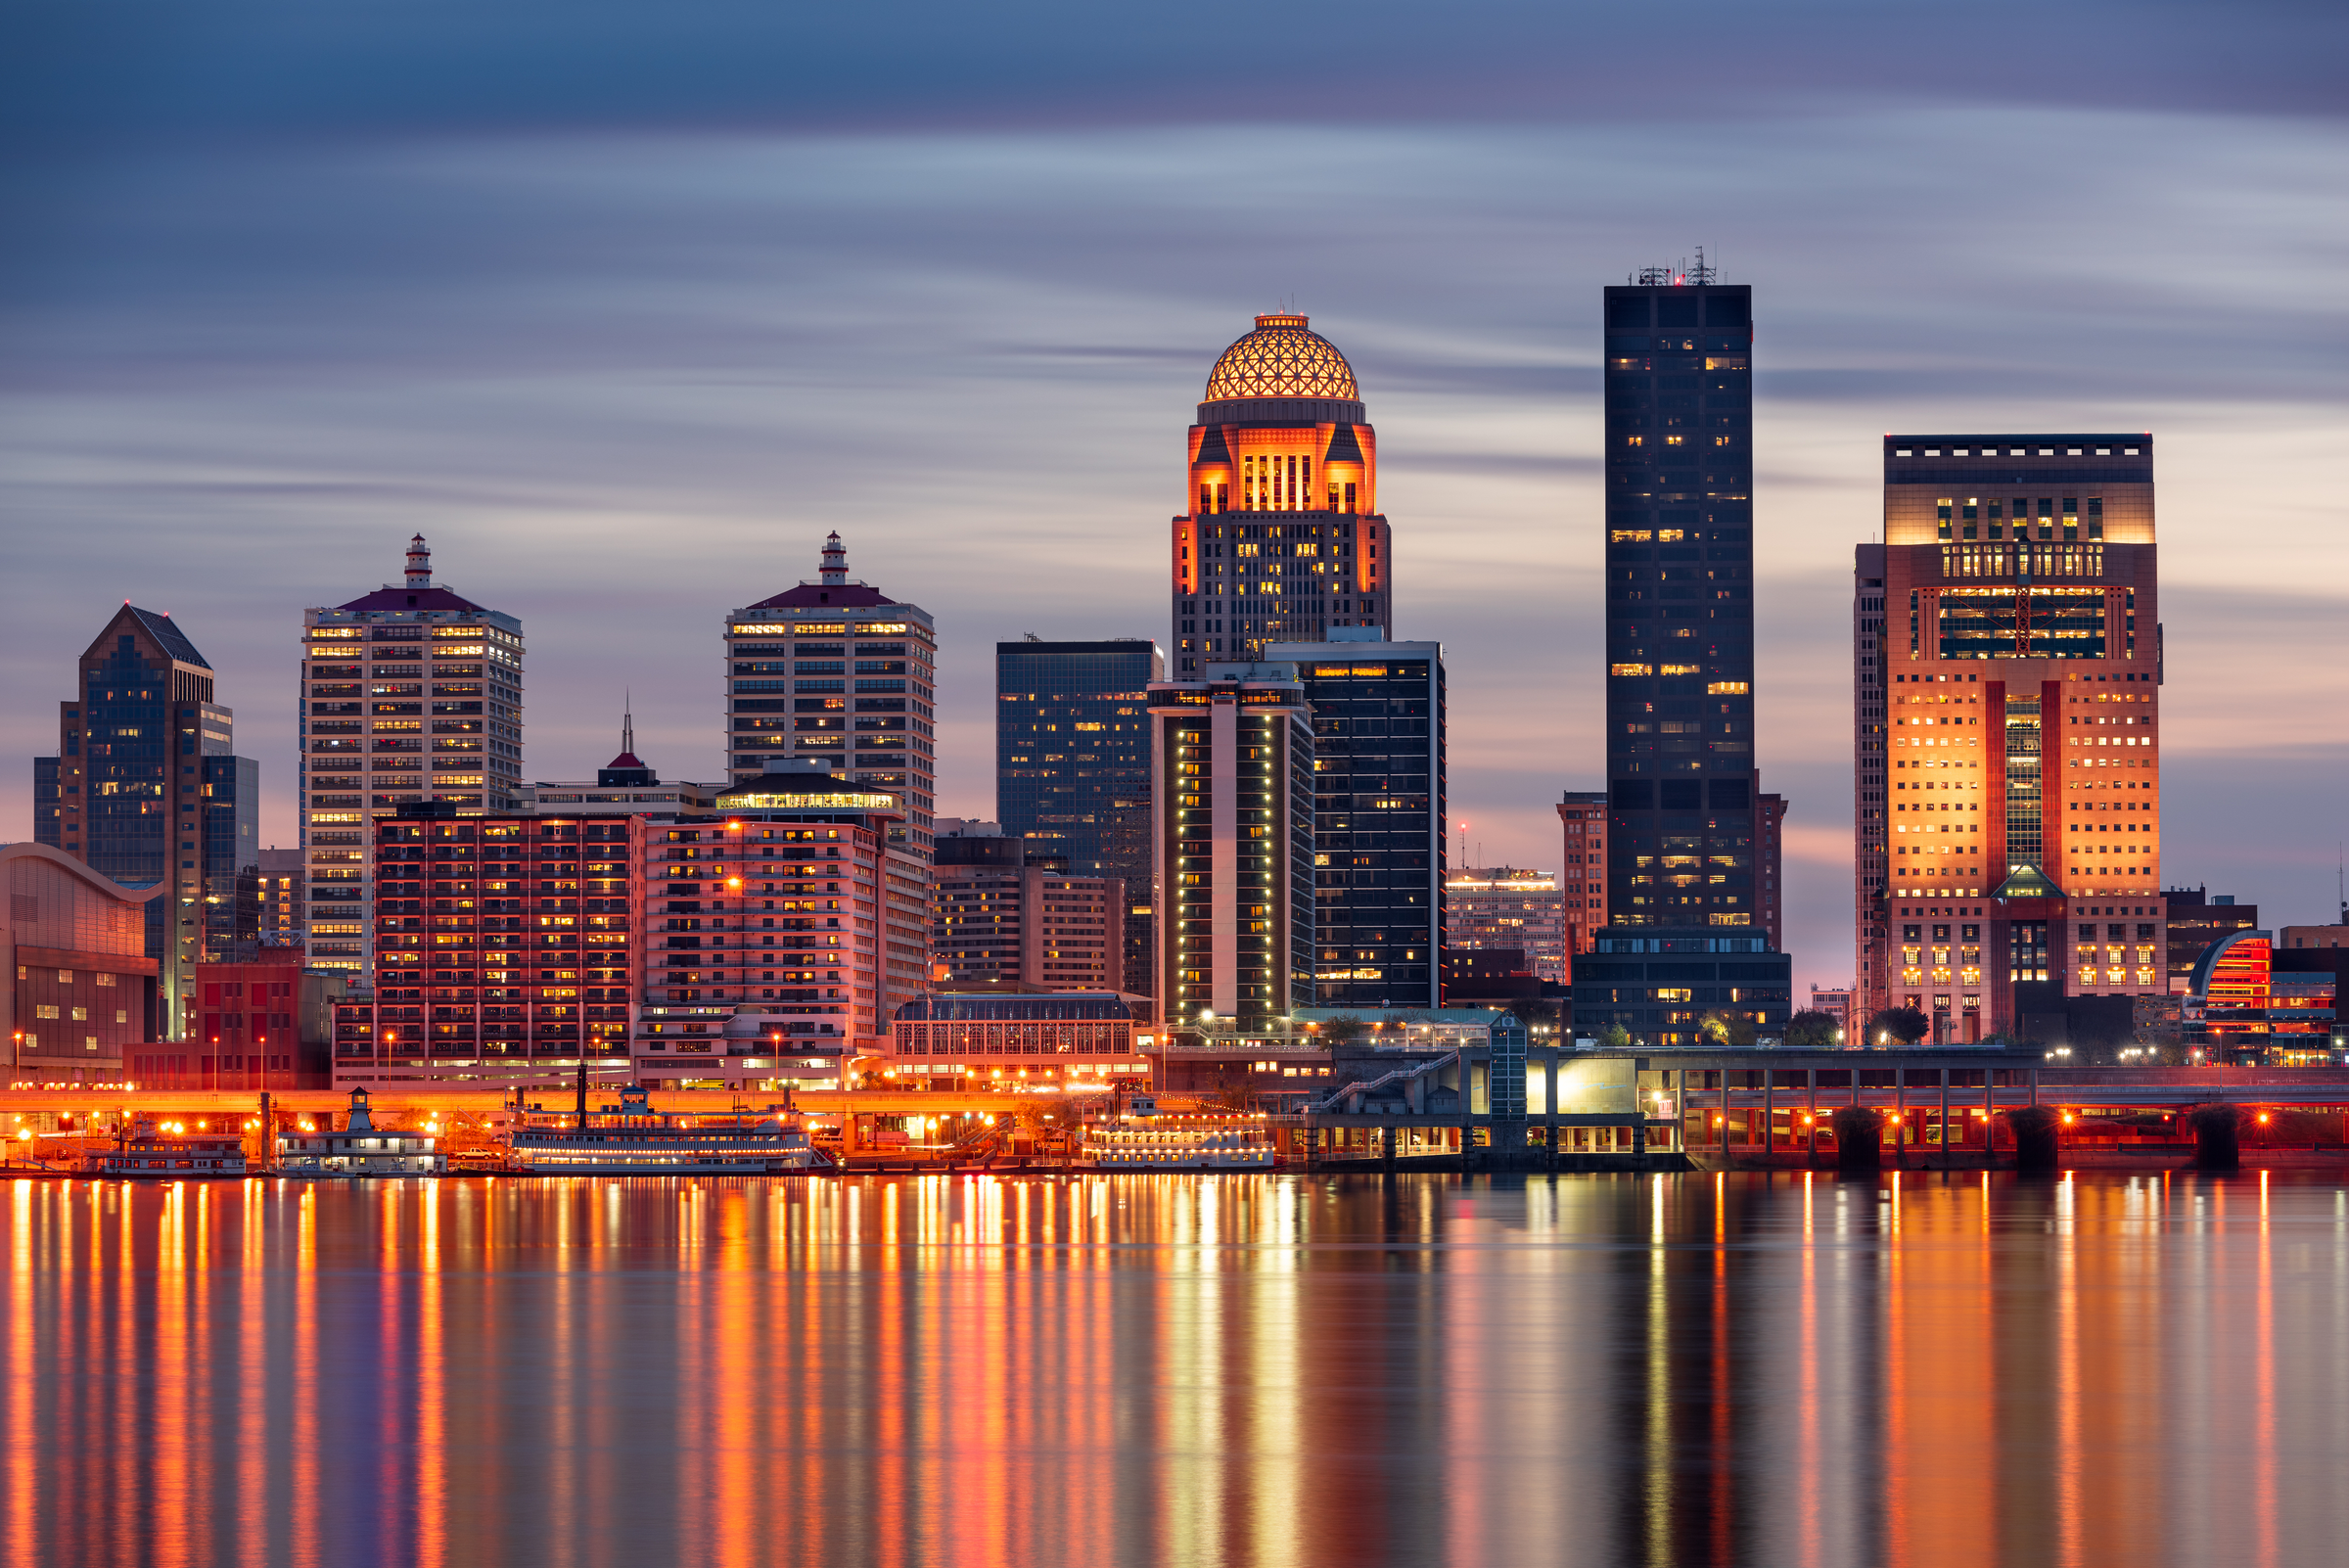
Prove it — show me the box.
[4,0,2345,993]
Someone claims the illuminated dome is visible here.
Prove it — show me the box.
[1203,313,1359,403]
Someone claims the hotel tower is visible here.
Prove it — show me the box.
[1856,435,2166,1042]
[723,533,937,1017]
[299,536,524,976]
[1171,314,1392,674]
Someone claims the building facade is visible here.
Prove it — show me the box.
[1267,636,1444,1010]
[1601,273,1764,930]
[3,841,161,1084]
[1555,791,1610,955]
[2165,887,2257,990]
[300,535,526,979]
[1807,985,1854,1035]
[1857,435,2167,1042]
[257,847,304,947]
[886,992,1146,1087]
[994,638,1161,998]
[1567,927,1794,1046]
[722,532,936,1016]
[47,605,252,1032]
[930,821,1126,993]
[1758,791,1786,952]
[2183,930,2339,1063]
[198,753,261,970]
[1149,664,1316,1027]
[1444,868,1567,983]
[520,725,720,817]
[1172,314,1393,676]
[339,803,629,1088]
[186,959,341,1089]
[631,763,924,1084]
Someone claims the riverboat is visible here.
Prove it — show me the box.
[277,1086,444,1176]
[86,1120,251,1178]
[1079,1104,1275,1172]
[507,1084,824,1175]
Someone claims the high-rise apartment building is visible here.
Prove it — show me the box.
[723,533,936,1017]
[341,802,627,1088]
[1555,790,1610,954]
[1600,272,1765,928]
[1856,435,2166,1041]
[1444,868,1567,983]
[1148,664,1315,1026]
[48,605,253,1032]
[299,535,525,976]
[1172,314,1393,675]
[929,820,1126,993]
[632,763,925,1084]
[1265,635,1444,1010]
[995,638,1161,998]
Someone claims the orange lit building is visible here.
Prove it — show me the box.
[1171,314,1392,673]
[1856,435,2167,1042]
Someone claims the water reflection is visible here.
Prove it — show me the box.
[4,1172,2347,1567]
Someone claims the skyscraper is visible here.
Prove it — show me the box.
[299,535,525,976]
[724,532,937,1016]
[50,605,252,1032]
[1148,664,1315,1027]
[1172,314,1392,674]
[1265,634,1445,1011]
[1600,270,1763,928]
[994,638,1162,996]
[1856,435,2166,1041]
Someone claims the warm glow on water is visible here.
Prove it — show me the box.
[6,1171,2349,1567]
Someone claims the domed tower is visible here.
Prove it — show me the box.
[1172,313,1390,672]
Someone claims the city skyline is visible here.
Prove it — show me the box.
[5,117,2344,985]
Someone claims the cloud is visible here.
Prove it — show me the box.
[2,106,2343,986]
[5,0,2341,150]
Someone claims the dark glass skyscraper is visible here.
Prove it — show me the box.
[1601,275,1760,928]
[50,605,252,1035]
[1266,636,1445,1010]
[995,639,1163,996]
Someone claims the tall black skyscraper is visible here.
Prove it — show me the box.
[1600,270,1759,929]
[995,638,1164,996]
[48,605,254,1035]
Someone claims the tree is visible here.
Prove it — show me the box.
[1506,997,1561,1036]
[1594,1022,1635,1051]
[1316,1014,1368,1045]
[1864,1006,1930,1046]
[1782,1009,1843,1050]
[1698,1010,1758,1048]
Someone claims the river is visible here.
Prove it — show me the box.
[5,1170,2344,1566]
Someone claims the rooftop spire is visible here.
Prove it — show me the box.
[819,531,848,586]
[622,691,634,760]
[405,533,432,589]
